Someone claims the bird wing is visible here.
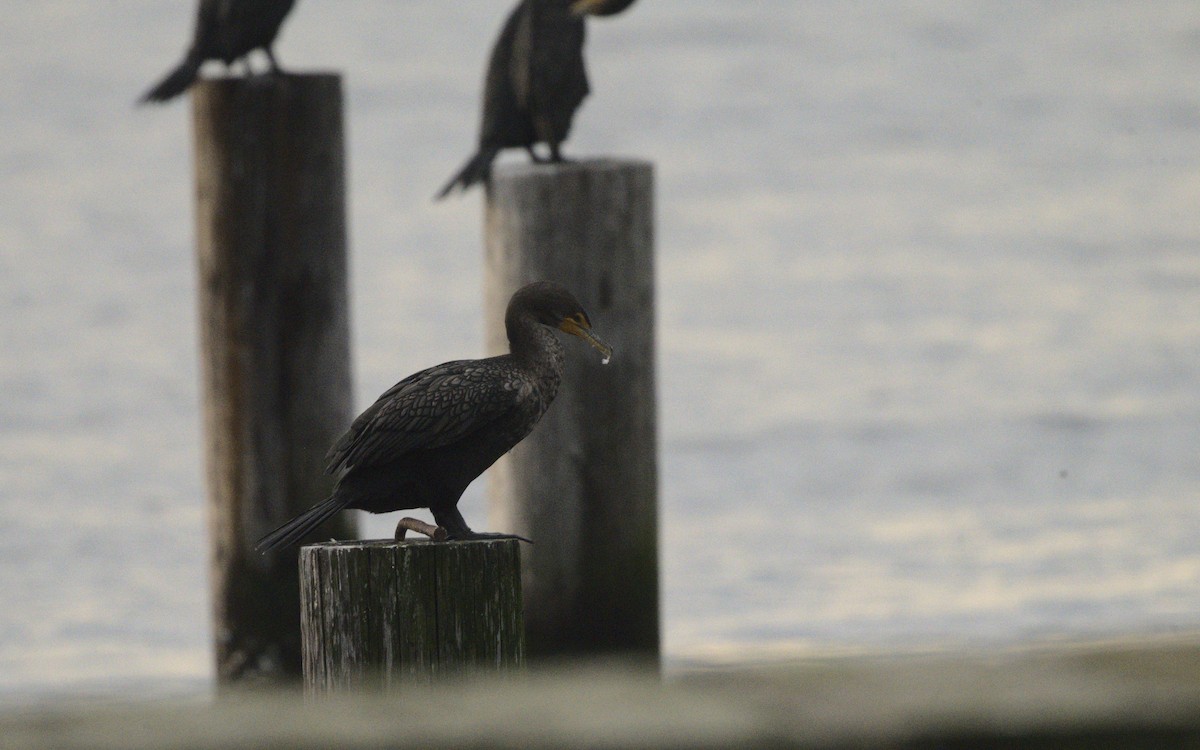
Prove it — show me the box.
[190,0,223,53]
[325,358,529,475]
[525,1,589,122]
[507,1,535,108]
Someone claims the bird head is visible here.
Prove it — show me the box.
[510,281,614,364]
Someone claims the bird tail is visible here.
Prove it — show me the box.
[139,54,203,104]
[435,147,501,200]
[255,495,348,553]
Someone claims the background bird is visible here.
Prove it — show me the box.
[139,0,297,104]
[255,281,612,552]
[436,0,638,199]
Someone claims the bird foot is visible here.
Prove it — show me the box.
[525,145,572,165]
[447,530,533,544]
[394,517,448,541]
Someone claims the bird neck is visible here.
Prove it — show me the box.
[507,314,566,378]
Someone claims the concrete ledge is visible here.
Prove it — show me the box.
[6,637,1200,748]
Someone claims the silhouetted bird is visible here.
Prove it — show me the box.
[255,282,613,552]
[436,0,638,199]
[139,0,297,103]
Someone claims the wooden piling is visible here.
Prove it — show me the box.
[299,540,524,692]
[484,159,659,661]
[192,73,355,686]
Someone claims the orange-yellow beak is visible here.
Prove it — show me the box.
[559,315,613,364]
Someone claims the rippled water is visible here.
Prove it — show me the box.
[2,1,1199,700]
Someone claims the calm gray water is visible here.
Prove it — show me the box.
[1,1,1199,700]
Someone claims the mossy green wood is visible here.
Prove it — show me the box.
[434,541,525,675]
[321,545,373,690]
[300,540,524,692]
[369,542,438,686]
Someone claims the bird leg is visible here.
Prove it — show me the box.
[264,46,283,75]
[431,506,532,544]
[526,143,571,166]
[394,517,448,541]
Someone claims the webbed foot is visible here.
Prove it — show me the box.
[446,530,533,544]
[431,506,532,543]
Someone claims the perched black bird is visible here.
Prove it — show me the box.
[255,282,613,552]
[139,0,297,103]
[436,0,638,199]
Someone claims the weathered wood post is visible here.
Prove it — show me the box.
[484,159,659,661]
[299,540,524,692]
[193,73,356,686]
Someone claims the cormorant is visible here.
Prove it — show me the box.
[139,0,297,103]
[255,281,613,552]
[435,0,638,199]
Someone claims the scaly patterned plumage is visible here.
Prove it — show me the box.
[256,281,612,551]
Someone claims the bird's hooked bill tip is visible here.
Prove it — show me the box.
[580,328,614,364]
[560,318,613,363]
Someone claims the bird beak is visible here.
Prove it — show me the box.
[570,0,635,16]
[569,0,604,16]
[560,317,613,364]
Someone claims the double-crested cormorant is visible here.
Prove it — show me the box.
[436,0,638,199]
[255,282,613,552]
[139,0,297,103]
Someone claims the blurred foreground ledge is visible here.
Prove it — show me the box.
[7,635,1200,749]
